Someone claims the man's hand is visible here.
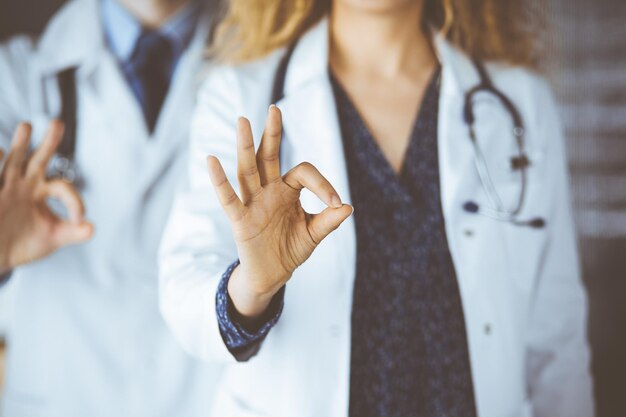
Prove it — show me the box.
[0,121,93,273]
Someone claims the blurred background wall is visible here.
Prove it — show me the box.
[0,0,67,41]
[0,0,624,415]
[547,1,626,416]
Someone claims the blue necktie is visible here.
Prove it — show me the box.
[128,30,174,133]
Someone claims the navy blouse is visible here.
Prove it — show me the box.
[332,69,476,417]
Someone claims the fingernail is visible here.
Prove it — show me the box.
[331,195,342,208]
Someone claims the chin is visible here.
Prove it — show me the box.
[336,0,418,13]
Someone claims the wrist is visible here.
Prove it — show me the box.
[227,265,280,319]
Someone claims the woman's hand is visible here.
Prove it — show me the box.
[0,121,93,274]
[207,105,353,319]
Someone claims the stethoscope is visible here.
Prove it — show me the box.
[461,60,545,229]
[271,43,546,229]
[49,67,84,189]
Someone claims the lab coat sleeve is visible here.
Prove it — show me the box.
[526,79,594,417]
[158,65,246,364]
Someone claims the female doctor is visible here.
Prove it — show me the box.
[160,0,594,416]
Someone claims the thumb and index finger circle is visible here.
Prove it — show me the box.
[45,178,94,246]
[282,162,353,244]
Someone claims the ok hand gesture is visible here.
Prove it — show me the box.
[207,105,353,319]
[0,121,93,274]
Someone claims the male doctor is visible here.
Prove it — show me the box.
[0,0,221,416]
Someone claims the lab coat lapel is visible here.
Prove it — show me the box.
[433,33,482,224]
[435,61,480,291]
[279,83,352,211]
[36,0,104,78]
[433,35,511,292]
[276,20,357,289]
[435,52,477,235]
[276,20,351,207]
[35,0,148,152]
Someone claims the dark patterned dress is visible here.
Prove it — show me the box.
[331,69,477,417]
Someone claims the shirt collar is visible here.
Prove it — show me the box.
[100,0,201,63]
[158,1,201,57]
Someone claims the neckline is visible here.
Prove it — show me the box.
[330,66,441,201]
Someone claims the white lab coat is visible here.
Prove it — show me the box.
[159,19,594,417]
[0,1,221,416]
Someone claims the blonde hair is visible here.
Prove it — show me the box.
[211,0,543,67]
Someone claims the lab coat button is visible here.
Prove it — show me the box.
[484,323,492,335]
[463,229,475,237]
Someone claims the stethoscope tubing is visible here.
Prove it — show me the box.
[271,42,544,228]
